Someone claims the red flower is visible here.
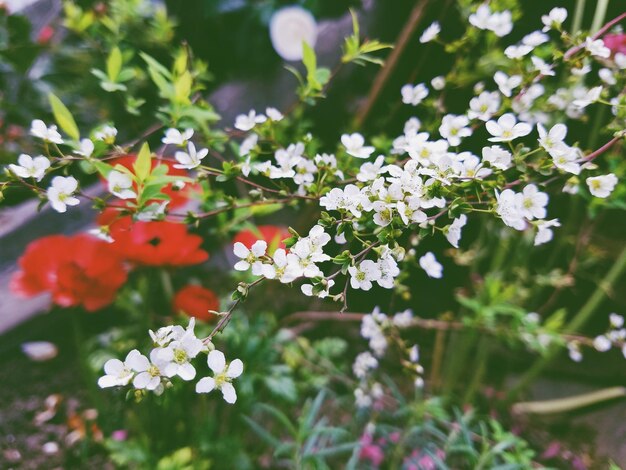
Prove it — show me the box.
[10,234,127,312]
[233,225,290,253]
[603,34,626,56]
[37,25,54,45]
[172,285,219,321]
[97,209,208,267]
[103,155,201,209]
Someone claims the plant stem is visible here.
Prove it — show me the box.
[507,245,626,400]
[462,337,490,404]
[571,0,587,34]
[590,0,610,33]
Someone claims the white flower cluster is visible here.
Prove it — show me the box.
[591,313,626,358]
[98,319,243,404]
[353,307,423,408]
[233,225,331,285]
[469,4,513,37]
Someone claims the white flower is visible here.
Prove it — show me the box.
[552,147,582,175]
[572,86,602,109]
[21,341,58,362]
[615,52,626,69]
[240,134,258,158]
[233,240,267,275]
[173,142,209,170]
[348,260,381,291]
[420,21,440,43]
[439,114,472,146]
[195,350,243,404]
[269,6,317,61]
[522,31,549,47]
[98,350,141,388]
[94,125,117,143]
[469,4,492,30]
[30,119,63,144]
[162,128,194,146]
[495,189,526,230]
[428,77,444,92]
[468,91,500,121]
[409,345,420,363]
[130,349,167,392]
[8,154,50,182]
[262,248,302,283]
[341,133,375,159]
[534,219,561,246]
[481,146,512,170]
[486,113,532,142]
[446,214,467,248]
[488,10,513,37]
[266,107,284,121]
[107,170,136,200]
[419,252,442,278]
[593,335,611,352]
[531,56,555,76]
[598,68,616,85]
[353,351,378,379]
[392,309,413,328]
[610,313,624,329]
[76,139,94,157]
[585,37,610,59]
[494,72,522,97]
[505,44,533,59]
[586,173,617,198]
[541,7,567,32]
[537,123,567,156]
[47,176,79,213]
[158,331,204,381]
[357,155,387,182]
[519,184,548,220]
[401,83,429,106]
[568,342,583,362]
[234,110,267,131]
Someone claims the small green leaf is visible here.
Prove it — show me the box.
[106,46,122,81]
[48,93,79,141]
[92,160,115,178]
[134,143,152,182]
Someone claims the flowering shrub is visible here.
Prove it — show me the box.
[2,0,626,467]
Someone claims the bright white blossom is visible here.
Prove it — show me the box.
[419,252,442,279]
[174,142,209,169]
[234,110,267,131]
[107,170,136,199]
[446,214,467,248]
[76,139,94,157]
[495,189,526,230]
[586,173,617,198]
[401,83,429,106]
[439,114,472,146]
[519,184,548,220]
[98,350,142,388]
[266,107,284,121]
[341,133,375,159]
[8,154,50,182]
[30,119,63,144]
[468,91,501,121]
[94,125,117,143]
[486,113,532,142]
[195,350,243,404]
[47,176,80,213]
[233,240,267,275]
[481,146,512,170]
[541,7,567,32]
[534,219,561,246]
[419,21,440,43]
[353,351,378,379]
[269,6,317,61]
[494,72,522,97]
[585,37,611,59]
[162,128,194,146]
[348,260,381,290]
[262,248,302,283]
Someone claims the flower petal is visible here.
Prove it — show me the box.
[207,350,226,373]
[221,382,237,404]
[226,359,244,378]
[195,377,215,394]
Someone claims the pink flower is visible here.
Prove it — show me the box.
[603,34,626,55]
[359,434,384,466]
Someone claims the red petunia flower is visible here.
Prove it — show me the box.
[233,225,290,253]
[10,234,128,312]
[103,155,202,209]
[603,34,626,56]
[172,285,219,321]
[97,209,209,267]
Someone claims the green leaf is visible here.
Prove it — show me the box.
[92,160,114,179]
[134,143,152,182]
[48,93,79,141]
[106,46,122,81]
[302,41,317,81]
[174,70,192,104]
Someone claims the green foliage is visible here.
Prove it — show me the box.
[48,93,80,141]
[341,10,393,66]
